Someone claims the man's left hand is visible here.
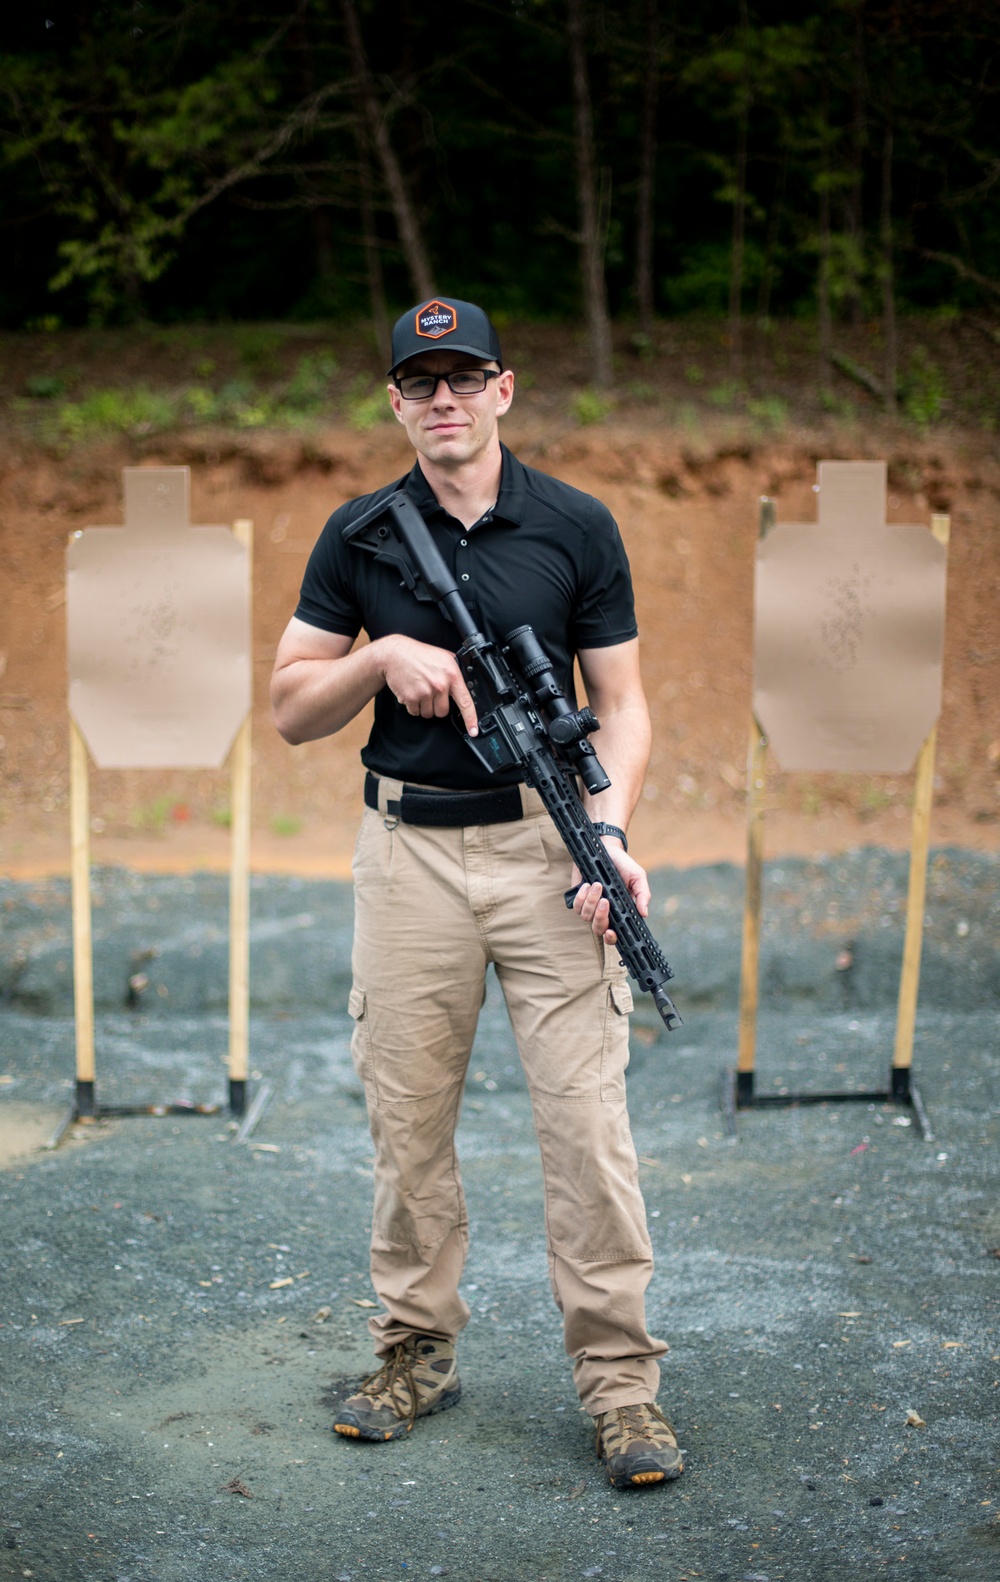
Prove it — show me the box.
[572,840,651,945]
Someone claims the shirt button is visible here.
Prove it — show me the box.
[482,515,492,523]
[461,573,470,581]
[460,539,468,547]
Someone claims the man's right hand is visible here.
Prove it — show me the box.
[380,634,479,737]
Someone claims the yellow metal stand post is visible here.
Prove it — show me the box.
[228,518,253,1117]
[890,513,949,1136]
[69,716,96,1117]
[724,498,775,1129]
[736,715,769,1106]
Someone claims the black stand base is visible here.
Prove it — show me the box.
[721,1067,933,1143]
[44,1075,273,1151]
[45,1078,272,1149]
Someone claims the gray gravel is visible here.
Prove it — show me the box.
[1,849,998,1581]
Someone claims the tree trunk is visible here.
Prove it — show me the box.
[312,204,336,284]
[880,99,897,414]
[844,0,867,326]
[728,0,751,381]
[819,174,832,388]
[756,148,788,331]
[341,0,434,304]
[633,0,659,341]
[567,0,613,388]
[356,122,391,364]
[818,85,832,388]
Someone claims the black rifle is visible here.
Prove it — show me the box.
[343,490,682,1032]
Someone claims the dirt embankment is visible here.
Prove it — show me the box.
[1,419,998,877]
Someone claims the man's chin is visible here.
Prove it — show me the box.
[421,435,476,465]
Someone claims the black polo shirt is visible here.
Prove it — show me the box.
[295,445,638,790]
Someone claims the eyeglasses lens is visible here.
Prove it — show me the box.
[397,370,491,399]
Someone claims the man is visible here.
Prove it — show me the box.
[270,296,682,1490]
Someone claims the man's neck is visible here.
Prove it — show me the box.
[417,442,503,529]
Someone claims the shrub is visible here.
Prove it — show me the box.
[570,388,611,425]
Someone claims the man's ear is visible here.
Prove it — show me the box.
[387,382,405,423]
[496,369,515,415]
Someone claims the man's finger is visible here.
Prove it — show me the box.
[450,674,479,737]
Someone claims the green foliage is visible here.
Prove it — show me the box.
[129,796,174,834]
[819,389,857,421]
[662,246,734,317]
[624,382,657,405]
[708,380,742,409]
[269,813,303,837]
[345,378,391,431]
[56,386,178,441]
[901,347,947,426]
[283,352,338,413]
[25,373,65,399]
[1,4,998,336]
[570,389,612,426]
[859,782,895,817]
[233,325,288,374]
[44,353,339,441]
[746,395,789,430]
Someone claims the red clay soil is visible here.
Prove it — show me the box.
[1,418,998,879]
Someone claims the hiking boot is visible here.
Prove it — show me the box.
[594,1401,684,1488]
[332,1336,461,1442]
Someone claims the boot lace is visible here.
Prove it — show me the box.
[359,1343,420,1428]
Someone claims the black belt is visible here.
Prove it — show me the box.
[364,771,523,828]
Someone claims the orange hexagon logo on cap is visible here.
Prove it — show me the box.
[416,301,457,338]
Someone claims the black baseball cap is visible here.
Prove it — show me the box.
[387,297,503,376]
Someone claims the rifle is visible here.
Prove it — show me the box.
[343,490,682,1033]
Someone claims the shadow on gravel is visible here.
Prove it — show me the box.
[1,850,997,1581]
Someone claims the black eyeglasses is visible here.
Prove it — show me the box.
[394,368,500,401]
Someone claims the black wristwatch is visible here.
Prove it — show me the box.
[591,822,628,852]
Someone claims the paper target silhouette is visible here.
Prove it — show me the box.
[752,462,948,772]
[66,467,251,768]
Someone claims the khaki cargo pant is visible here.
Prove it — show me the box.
[348,776,667,1415]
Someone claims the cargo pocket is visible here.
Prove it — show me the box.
[601,978,634,1097]
[610,981,634,1016]
[348,985,378,1101]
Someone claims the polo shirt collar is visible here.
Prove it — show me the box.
[402,444,526,530]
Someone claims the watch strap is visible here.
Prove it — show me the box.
[591,821,628,852]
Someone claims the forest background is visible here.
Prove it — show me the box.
[2,0,999,873]
[4,0,1000,385]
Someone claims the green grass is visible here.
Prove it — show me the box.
[269,813,303,837]
[128,796,175,833]
[31,347,345,443]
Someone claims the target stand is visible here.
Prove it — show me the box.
[723,468,949,1142]
[52,468,270,1145]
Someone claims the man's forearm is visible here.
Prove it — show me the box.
[271,639,388,745]
[580,700,652,834]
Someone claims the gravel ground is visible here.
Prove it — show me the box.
[1,853,998,1582]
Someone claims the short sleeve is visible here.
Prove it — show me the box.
[570,498,639,649]
[294,506,363,638]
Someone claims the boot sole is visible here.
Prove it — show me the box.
[333,1381,462,1442]
[607,1457,684,1489]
